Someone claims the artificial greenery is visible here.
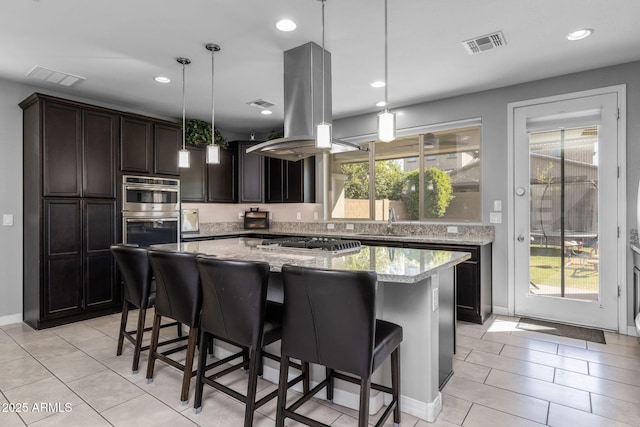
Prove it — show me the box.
[404,167,454,219]
[184,119,228,149]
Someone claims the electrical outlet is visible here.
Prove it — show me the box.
[432,288,439,311]
[327,223,335,230]
[447,226,458,234]
[296,212,301,220]
[2,214,13,226]
[238,212,244,219]
[345,223,354,230]
[493,199,502,212]
[490,212,502,224]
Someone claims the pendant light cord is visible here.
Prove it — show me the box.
[182,61,186,151]
[384,0,389,113]
[321,0,326,125]
[211,49,215,141]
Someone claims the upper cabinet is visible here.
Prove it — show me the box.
[179,145,206,202]
[120,116,180,176]
[237,141,264,203]
[180,144,238,203]
[266,157,315,203]
[24,95,118,199]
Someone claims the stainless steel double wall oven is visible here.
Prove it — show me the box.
[122,175,180,246]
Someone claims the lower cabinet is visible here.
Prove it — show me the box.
[402,242,492,324]
[25,198,119,329]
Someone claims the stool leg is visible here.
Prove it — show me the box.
[145,313,162,383]
[177,322,183,337]
[193,331,210,414]
[131,307,147,374]
[275,354,290,427]
[244,347,261,427]
[180,326,199,404]
[391,347,401,425]
[358,377,371,427]
[302,361,310,395]
[326,367,334,401]
[117,299,128,356]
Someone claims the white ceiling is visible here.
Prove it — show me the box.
[3,0,640,135]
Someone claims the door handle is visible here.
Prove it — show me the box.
[517,235,525,242]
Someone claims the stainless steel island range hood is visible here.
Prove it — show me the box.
[246,42,367,161]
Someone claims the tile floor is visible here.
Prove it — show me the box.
[1,311,639,426]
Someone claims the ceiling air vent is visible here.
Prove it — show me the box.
[247,99,276,109]
[26,66,86,87]
[462,31,506,55]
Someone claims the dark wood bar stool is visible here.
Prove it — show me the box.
[146,249,202,404]
[110,244,182,374]
[194,256,308,426]
[277,265,403,427]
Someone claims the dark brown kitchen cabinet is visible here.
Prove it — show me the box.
[207,146,237,203]
[266,157,315,203]
[120,117,152,174]
[237,141,264,203]
[120,117,180,176]
[20,93,120,329]
[154,123,181,176]
[180,145,206,202]
[406,242,492,324]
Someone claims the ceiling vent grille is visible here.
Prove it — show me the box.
[26,66,86,87]
[247,99,276,109]
[462,31,506,55]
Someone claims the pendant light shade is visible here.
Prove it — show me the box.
[177,57,191,168]
[315,0,332,149]
[377,0,395,143]
[206,43,221,164]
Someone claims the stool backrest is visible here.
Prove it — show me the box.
[111,244,153,309]
[281,264,377,378]
[148,249,201,327]
[196,256,271,349]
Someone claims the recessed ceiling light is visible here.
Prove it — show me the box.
[376,101,387,107]
[154,76,171,83]
[276,19,297,32]
[566,28,593,41]
[370,81,386,88]
[260,110,273,115]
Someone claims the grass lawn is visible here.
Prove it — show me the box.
[530,245,598,291]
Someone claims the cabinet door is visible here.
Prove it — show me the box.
[121,117,152,173]
[266,158,284,202]
[208,147,237,203]
[83,110,117,198]
[84,199,117,308]
[154,123,180,176]
[43,102,82,197]
[44,199,82,318]
[180,146,206,202]
[238,141,264,203]
[285,157,315,203]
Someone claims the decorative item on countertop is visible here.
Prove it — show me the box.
[244,208,269,230]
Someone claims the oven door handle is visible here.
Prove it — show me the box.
[124,185,179,192]
[125,218,178,223]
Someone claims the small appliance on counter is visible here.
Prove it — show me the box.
[182,208,199,233]
[244,208,269,230]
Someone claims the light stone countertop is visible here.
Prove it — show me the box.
[152,237,471,284]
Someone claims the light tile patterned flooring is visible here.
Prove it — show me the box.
[1,311,639,426]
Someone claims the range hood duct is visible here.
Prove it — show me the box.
[247,42,367,161]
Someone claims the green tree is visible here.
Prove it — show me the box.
[341,161,404,200]
[404,167,454,219]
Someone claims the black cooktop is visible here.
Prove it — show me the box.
[261,237,361,252]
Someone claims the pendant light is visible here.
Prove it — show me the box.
[315,0,332,149]
[206,43,221,164]
[177,57,191,168]
[377,0,395,143]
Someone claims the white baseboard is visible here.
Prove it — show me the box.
[492,306,510,316]
[0,313,22,326]
[215,344,438,421]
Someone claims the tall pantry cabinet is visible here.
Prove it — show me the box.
[21,94,120,329]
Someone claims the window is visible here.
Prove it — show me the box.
[330,119,482,222]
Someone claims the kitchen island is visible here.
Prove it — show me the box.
[152,237,470,422]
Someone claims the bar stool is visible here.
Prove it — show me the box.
[146,249,202,404]
[277,265,402,427]
[110,244,182,374]
[194,256,308,427]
